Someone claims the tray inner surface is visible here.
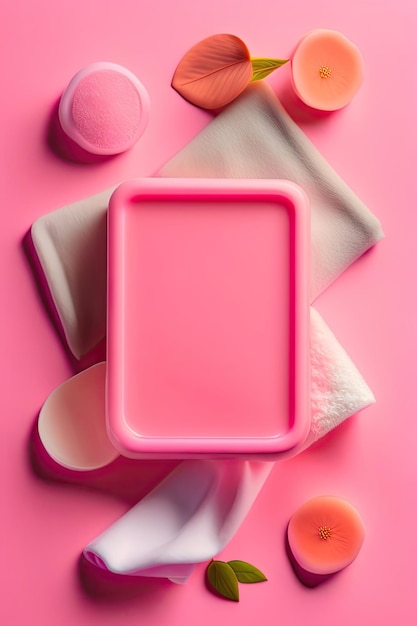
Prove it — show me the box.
[119,196,294,439]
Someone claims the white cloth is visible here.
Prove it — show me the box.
[84,459,273,584]
[28,82,382,583]
[82,307,375,582]
[159,83,383,300]
[29,82,383,360]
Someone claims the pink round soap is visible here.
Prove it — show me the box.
[58,62,150,155]
[291,29,364,111]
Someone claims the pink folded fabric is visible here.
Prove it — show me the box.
[28,81,383,583]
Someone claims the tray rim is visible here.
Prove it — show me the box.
[106,177,310,459]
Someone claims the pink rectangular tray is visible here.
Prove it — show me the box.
[106,178,310,459]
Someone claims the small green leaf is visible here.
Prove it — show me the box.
[250,57,289,82]
[206,560,239,601]
[227,560,268,583]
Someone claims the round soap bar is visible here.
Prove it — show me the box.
[38,362,119,471]
[291,29,364,111]
[58,62,150,155]
[287,495,365,586]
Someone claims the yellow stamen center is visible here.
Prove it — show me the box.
[319,65,332,79]
[318,525,332,540]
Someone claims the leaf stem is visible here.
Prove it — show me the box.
[250,57,289,82]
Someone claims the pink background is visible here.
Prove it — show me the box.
[2,0,416,624]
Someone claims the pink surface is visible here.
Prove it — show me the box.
[2,1,416,624]
[107,179,310,457]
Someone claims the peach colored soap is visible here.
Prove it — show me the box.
[291,29,364,111]
[287,496,365,586]
[106,178,310,459]
[38,363,119,471]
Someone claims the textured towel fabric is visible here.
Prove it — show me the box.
[308,308,375,441]
[159,82,383,299]
[29,82,383,361]
[82,307,374,582]
[28,81,382,583]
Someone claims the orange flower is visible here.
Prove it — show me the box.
[291,29,364,111]
[287,496,365,585]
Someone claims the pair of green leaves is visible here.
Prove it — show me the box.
[206,559,267,602]
[172,34,288,110]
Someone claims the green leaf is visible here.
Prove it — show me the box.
[250,57,289,82]
[206,560,240,601]
[227,560,268,583]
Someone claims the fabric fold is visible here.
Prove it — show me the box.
[159,82,384,299]
[29,82,383,361]
[83,460,273,583]
[81,307,374,583]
